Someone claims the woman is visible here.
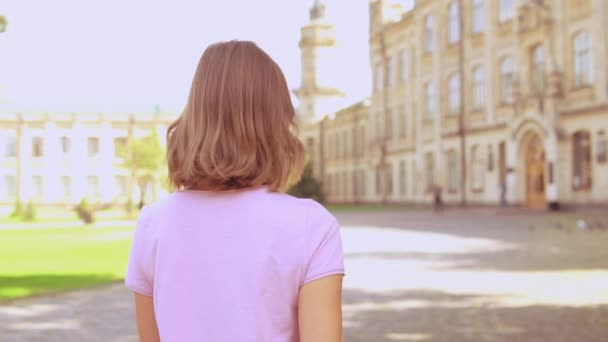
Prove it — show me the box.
[125,40,344,342]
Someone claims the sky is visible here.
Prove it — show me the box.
[0,0,373,114]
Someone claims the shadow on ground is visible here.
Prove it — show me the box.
[343,288,608,342]
[0,274,121,302]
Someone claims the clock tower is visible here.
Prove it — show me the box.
[294,0,345,124]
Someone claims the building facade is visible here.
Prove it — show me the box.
[0,112,176,206]
[301,0,608,207]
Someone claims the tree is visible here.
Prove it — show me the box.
[288,162,325,204]
[120,131,164,210]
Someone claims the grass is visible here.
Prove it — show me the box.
[0,208,133,224]
[0,226,133,302]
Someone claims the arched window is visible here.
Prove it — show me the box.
[424,15,434,53]
[425,152,435,190]
[400,49,409,81]
[531,45,546,94]
[473,66,485,110]
[448,73,461,115]
[448,1,460,43]
[472,0,484,33]
[425,82,436,120]
[500,56,515,103]
[572,131,592,190]
[573,31,593,87]
[471,145,485,191]
[499,0,514,22]
[447,149,459,191]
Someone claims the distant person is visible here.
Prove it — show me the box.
[125,41,345,342]
[433,185,443,211]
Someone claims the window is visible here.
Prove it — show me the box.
[60,136,71,155]
[572,131,592,190]
[487,145,494,172]
[531,45,546,95]
[425,152,435,190]
[386,164,393,195]
[448,1,460,43]
[359,126,365,157]
[448,74,461,115]
[471,145,485,190]
[389,54,398,87]
[424,15,434,53]
[425,82,436,121]
[385,109,393,139]
[472,0,484,33]
[573,31,593,87]
[398,105,407,137]
[3,175,16,198]
[87,175,100,199]
[344,130,350,157]
[32,175,43,198]
[375,64,384,91]
[360,170,366,197]
[114,137,127,157]
[447,150,459,191]
[473,66,485,110]
[499,0,514,22]
[500,56,515,104]
[61,176,71,197]
[88,137,100,158]
[598,130,607,163]
[3,135,16,157]
[375,166,382,195]
[32,137,44,157]
[400,49,409,81]
[399,161,407,195]
[114,175,127,196]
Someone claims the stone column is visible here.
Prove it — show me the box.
[71,121,87,203]
[545,132,560,208]
[100,121,114,204]
[505,137,519,205]
[43,121,60,204]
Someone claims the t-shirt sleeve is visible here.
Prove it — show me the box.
[125,205,156,296]
[302,203,345,286]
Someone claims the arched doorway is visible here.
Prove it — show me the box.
[525,134,547,209]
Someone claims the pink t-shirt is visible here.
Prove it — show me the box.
[125,187,345,341]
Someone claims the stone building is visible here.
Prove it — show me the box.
[300,0,608,208]
[0,112,175,206]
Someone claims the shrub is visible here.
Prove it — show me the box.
[10,200,23,218]
[125,198,134,215]
[75,198,95,225]
[22,201,37,222]
[288,163,325,204]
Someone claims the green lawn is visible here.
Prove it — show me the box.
[0,226,133,301]
[0,208,133,224]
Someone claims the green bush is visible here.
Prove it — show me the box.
[75,198,95,225]
[10,200,23,218]
[22,201,37,222]
[288,163,325,204]
[125,198,134,215]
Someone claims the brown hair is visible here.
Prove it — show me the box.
[167,41,304,192]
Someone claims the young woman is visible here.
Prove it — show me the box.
[125,41,344,342]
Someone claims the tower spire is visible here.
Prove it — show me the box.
[310,0,326,20]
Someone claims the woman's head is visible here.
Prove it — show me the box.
[167,40,304,192]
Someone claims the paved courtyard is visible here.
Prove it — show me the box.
[1,208,608,341]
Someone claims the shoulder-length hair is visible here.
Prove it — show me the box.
[167,41,305,192]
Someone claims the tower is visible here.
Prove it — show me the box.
[294,0,345,124]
